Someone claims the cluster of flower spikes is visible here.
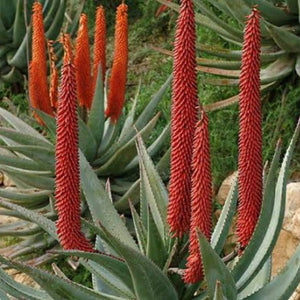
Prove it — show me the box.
[167,0,263,284]
[167,0,213,284]
[29,1,128,125]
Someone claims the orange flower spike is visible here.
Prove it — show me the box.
[48,40,58,111]
[167,0,199,237]
[74,13,93,109]
[106,2,128,123]
[29,1,53,123]
[184,111,212,284]
[55,34,94,252]
[93,5,106,87]
[237,7,262,250]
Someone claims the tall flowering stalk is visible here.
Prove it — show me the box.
[106,2,128,123]
[167,0,199,237]
[55,34,94,252]
[74,14,93,109]
[93,5,106,87]
[48,40,58,111]
[184,111,212,283]
[237,7,262,250]
[29,1,53,123]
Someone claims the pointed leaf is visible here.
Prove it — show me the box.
[199,231,237,300]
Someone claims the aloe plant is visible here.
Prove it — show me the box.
[0,118,299,299]
[0,0,82,85]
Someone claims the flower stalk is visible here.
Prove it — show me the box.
[29,1,53,124]
[74,14,93,109]
[237,7,262,250]
[55,34,94,252]
[167,0,199,237]
[184,110,212,283]
[106,2,128,123]
[93,5,106,88]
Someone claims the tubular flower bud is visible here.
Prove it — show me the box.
[106,2,128,123]
[184,111,212,284]
[48,40,58,111]
[167,0,199,237]
[93,5,106,88]
[55,34,94,252]
[29,1,53,124]
[237,7,262,250]
[74,14,93,109]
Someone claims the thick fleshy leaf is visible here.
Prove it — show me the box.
[238,257,271,299]
[136,134,168,241]
[211,173,238,254]
[0,107,49,143]
[0,267,49,300]
[88,64,105,147]
[0,199,58,240]
[54,250,134,296]
[79,151,138,250]
[199,231,237,300]
[243,242,300,300]
[0,256,126,300]
[0,166,54,190]
[100,226,179,300]
[96,113,160,176]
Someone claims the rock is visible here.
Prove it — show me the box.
[2,173,16,187]
[216,172,237,205]
[272,182,300,300]
[7,269,39,289]
[283,182,300,239]
[272,230,298,276]
[0,171,3,185]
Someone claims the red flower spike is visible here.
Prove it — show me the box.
[29,1,53,124]
[106,2,128,123]
[55,34,94,252]
[93,5,106,88]
[237,7,262,250]
[184,111,212,284]
[167,0,199,237]
[74,14,93,109]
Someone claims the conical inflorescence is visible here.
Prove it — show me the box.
[184,111,212,283]
[74,14,93,109]
[29,1,53,123]
[237,7,262,250]
[93,5,106,87]
[55,34,94,252]
[167,0,199,237]
[106,2,128,123]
